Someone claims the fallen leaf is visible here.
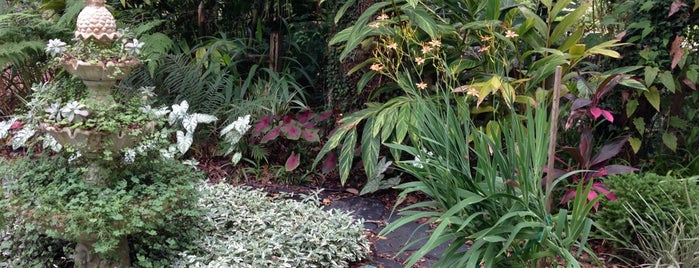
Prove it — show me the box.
[345,188,359,195]
[321,198,331,205]
[670,35,685,70]
[669,0,688,17]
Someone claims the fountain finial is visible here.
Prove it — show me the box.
[75,0,120,44]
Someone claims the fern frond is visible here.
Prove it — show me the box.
[57,0,84,27]
[0,41,45,67]
[140,33,174,60]
[134,20,165,36]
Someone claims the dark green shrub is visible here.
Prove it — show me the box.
[595,172,699,245]
[0,155,203,266]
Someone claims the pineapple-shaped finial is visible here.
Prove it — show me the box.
[75,0,120,44]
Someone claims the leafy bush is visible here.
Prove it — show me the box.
[0,155,202,261]
[1,159,369,267]
[595,173,699,247]
[380,86,599,267]
[623,193,699,267]
[170,183,370,267]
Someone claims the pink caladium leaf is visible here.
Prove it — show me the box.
[281,121,301,140]
[252,115,274,136]
[322,151,337,174]
[301,128,320,142]
[316,110,333,122]
[10,120,22,130]
[297,109,313,123]
[303,121,316,129]
[282,114,293,124]
[260,126,281,143]
[285,152,301,171]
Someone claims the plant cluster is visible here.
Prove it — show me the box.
[1,178,371,267]
[595,173,699,251]
[46,33,143,64]
[170,183,370,267]
[381,89,599,267]
[250,109,334,172]
[0,154,203,263]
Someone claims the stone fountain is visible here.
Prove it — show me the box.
[44,0,141,266]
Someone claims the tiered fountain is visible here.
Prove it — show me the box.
[42,0,141,266]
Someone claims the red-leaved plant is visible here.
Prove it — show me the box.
[252,109,337,173]
[553,130,638,208]
[554,73,638,208]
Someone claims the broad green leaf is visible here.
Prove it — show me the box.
[339,130,357,185]
[381,108,398,142]
[619,77,646,90]
[500,80,515,108]
[659,71,676,93]
[633,118,645,135]
[362,118,380,179]
[401,6,439,39]
[541,0,553,8]
[406,0,418,8]
[449,58,481,76]
[626,99,638,117]
[695,0,699,11]
[561,29,584,53]
[395,105,410,144]
[313,127,348,168]
[518,7,548,39]
[550,0,574,19]
[687,68,698,83]
[551,2,590,45]
[629,137,642,153]
[485,0,501,20]
[334,0,356,24]
[662,133,678,152]
[585,40,622,58]
[643,86,661,111]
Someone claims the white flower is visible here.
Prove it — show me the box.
[231,152,242,165]
[220,115,252,155]
[160,145,177,159]
[45,102,62,121]
[45,39,67,57]
[124,149,136,163]
[182,159,200,169]
[124,38,144,55]
[60,101,89,122]
[68,152,82,163]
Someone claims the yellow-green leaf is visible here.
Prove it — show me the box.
[643,86,661,111]
[662,133,677,152]
[659,71,676,93]
[626,99,638,117]
[550,1,590,44]
[629,137,642,153]
[339,130,357,185]
[633,117,645,135]
[395,105,410,144]
[501,80,515,109]
[644,66,659,87]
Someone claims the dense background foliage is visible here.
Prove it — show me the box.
[1,0,698,266]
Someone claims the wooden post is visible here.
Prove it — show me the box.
[545,66,563,213]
